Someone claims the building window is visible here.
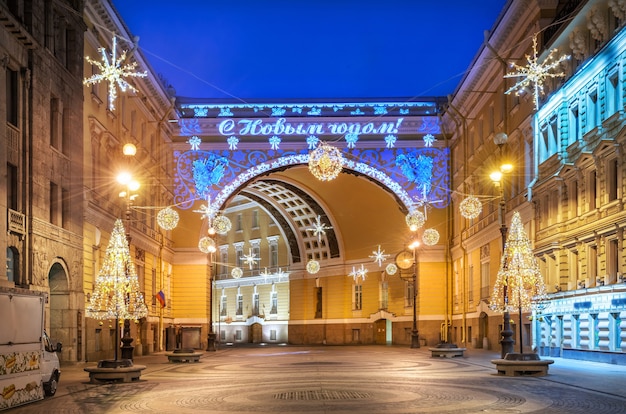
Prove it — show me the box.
[586,90,598,132]
[50,97,61,149]
[7,163,18,211]
[607,158,618,202]
[608,239,619,284]
[236,294,243,316]
[50,182,59,225]
[314,286,322,318]
[270,291,278,314]
[270,330,277,341]
[6,68,18,127]
[405,280,414,307]
[252,210,259,228]
[568,104,579,145]
[588,245,598,285]
[251,242,261,271]
[353,284,362,310]
[219,249,228,277]
[606,71,620,118]
[252,292,259,316]
[569,180,578,218]
[236,214,243,231]
[221,293,227,316]
[269,242,278,269]
[6,247,18,283]
[235,330,242,341]
[467,265,474,303]
[480,261,490,302]
[380,281,388,310]
[588,170,597,211]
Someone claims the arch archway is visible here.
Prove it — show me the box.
[48,261,71,361]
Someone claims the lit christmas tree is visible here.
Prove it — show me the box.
[87,219,147,324]
[490,211,547,353]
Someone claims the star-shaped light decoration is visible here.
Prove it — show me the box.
[193,197,218,221]
[349,264,367,283]
[260,267,271,282]
[504,33,570,110]
[369,245,390,267]
[83,36,147,111]
[188,136,201,151]
[412,184,444,221]
[275,268,289,281]
[306,215,332,243]
[242,248,260,270]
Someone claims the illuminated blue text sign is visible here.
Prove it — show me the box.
[218,117,405,137]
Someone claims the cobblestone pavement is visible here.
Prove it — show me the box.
[7,345,626,413]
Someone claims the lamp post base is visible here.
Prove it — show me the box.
[500,311,514,358]
[207,332,216,352]
[410,331,420,348]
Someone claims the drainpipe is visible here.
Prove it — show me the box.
[444,98,468,345]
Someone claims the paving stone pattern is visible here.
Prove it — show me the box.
[9,346,626,414]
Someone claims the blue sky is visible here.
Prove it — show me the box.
[112,1,507,100]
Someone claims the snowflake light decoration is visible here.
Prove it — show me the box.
[369,245,390,267]
[269,135,281,150]
[194,201,217,221]
[306,135,319,150]
[83,36,147,111]
[423,134,436,147]
[227,136,239,150]
[306,215,332,242]
[504,33,570,110]
[187,136,201,151]
[345,133,359,148]
[385,135,397,148]
[242,248,260,270]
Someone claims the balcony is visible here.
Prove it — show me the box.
[8,209,25,236]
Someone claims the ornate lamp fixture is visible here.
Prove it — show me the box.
[308,143,344,181]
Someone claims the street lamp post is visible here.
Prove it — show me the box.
[409,239,420,348]
[117,143,140,360]
[491,132,514,358]
[206,229,217,352]
[395,241,420,349]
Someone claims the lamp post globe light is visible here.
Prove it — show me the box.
[491,133,514,358]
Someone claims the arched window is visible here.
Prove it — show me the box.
[6,247,18,283]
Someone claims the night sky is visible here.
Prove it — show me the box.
[111,1,507,100]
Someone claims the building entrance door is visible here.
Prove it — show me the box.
[374,319,387,344]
